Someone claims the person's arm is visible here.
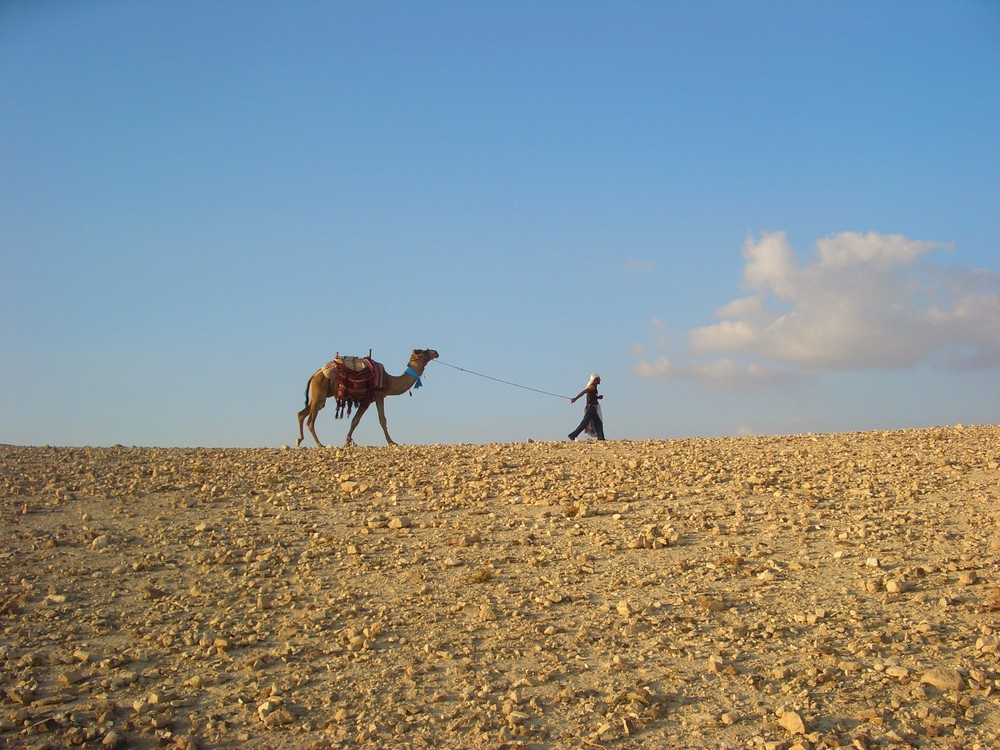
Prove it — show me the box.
[570,388,589,403]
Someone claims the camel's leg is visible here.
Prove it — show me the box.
[344,402,371,447]
[375,397,397,446]
[305,396,326,447]
[298,374,332,447]
[297,377,314,447]
[296,405,308,447]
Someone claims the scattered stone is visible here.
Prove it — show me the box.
[886,578,911,593]
[697,595,727,613]
[58,669,85,686]
[976,636,999,653]
[459,532,482,546]
[778,708,806,734]
[920,667,964,692]
[707,654,727,673]
[142,584,167,600]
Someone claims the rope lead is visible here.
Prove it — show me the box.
[436,360,571,400]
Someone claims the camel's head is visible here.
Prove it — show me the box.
[411,348,439,365]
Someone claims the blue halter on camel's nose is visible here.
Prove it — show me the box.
[404,366,423,388]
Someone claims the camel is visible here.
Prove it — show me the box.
[296,348,439,448]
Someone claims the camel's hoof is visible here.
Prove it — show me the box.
[296,438,303,447]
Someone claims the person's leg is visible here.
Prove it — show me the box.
[593,411,605,440]
[569,408,593,439]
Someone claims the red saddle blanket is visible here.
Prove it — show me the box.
[322,356,386,418]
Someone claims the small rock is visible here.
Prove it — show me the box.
[258,699,295,727]
[5,686,34,705]
[101,730,126,749]
[142,584,167,600]
[263,707,295,727]
[697,595,727,613]
[778,709,806,734]
[976,636,999,653]
[592,721,613,740]
[59,669,85,686]
[707,655,726,673]
[479,604,497,621]
[920,667,964,691]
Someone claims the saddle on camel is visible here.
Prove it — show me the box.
[322,354,386,418]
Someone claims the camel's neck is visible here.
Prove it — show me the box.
[381,361,427,396]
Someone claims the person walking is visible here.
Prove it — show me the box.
[568,373,605,440]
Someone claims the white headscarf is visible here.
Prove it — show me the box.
[587,373,600,388]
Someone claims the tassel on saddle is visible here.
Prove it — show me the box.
[323,354,385,419]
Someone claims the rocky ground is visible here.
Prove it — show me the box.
[2,425,1000,750]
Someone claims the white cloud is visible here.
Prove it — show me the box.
[815,231,941,270]
[634,231,1000,390]
[716,295,765,319]
[689,319,759,353]
[742,231,798,298]
[632,356,674,381]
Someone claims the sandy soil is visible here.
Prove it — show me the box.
[2,425,1000,750]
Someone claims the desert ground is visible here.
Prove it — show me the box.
[2,425,1000,749]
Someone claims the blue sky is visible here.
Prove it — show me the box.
[3,1,998,447]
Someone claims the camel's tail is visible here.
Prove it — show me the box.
[303,368,327,409]
[303,370,319,409]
